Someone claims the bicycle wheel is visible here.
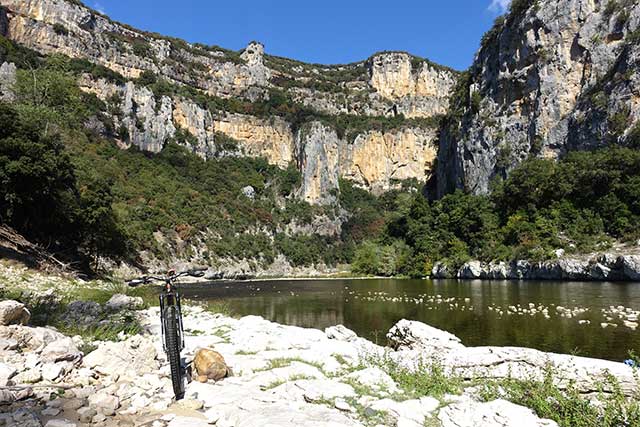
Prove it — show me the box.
[164,305,184,399]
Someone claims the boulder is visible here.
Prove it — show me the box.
[88,392,120,416]
[41,338,82,363]
[83,335,158,377]
[431,262,452,279]
[105,294,144,311]
[486,262,508,279]
[325,325,357,342]
[193,348,229,382]
[41,363,64,382]
[387,319,464,354]
[77,407,97,423]
[621,255,640,281]
[0,300,30,325]
[0,325,65,351]
[63,301,102,325]
[458,261,483,279]
[0,362,17,386]
[438,398,558,427]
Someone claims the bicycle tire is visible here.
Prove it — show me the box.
[164,305,184,399]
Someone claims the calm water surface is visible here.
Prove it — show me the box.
[178,279,640,361]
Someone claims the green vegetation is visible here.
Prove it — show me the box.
[53,23,69,36]
[479,367,640,427]
[355,146,640,276]
[360,351,462,399]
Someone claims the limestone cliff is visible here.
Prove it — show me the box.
[294,122,438,205]
[437,0,640,196]
[0,0,455,201]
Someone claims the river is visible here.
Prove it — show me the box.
[178,278,640,362]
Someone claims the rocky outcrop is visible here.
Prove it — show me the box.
[0,61,15,101]
[341,126,438,194]
[435,254,640,281]
[295,122,341,205]
[437,0,640,196]
[388,318,637,396]
[0,0,458,205]
[368,52,457,118]
[213,113,294,168]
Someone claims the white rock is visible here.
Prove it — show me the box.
[458,261,483,279]
[387,319,464,354]
[272,379,356,402]
[44,420,77,427]
[88,392,120,415]
[41,338,82,363]
[105,294,144,311]
[325,325,357,342]
[13,368,41,384]
[345,367,400,394]
[83,335,158,377]
[0,300,30,325]
[438,398,558,427]
[41,363,64,382]
[0,362,17,385]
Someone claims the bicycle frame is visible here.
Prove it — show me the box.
[159,279,185,353]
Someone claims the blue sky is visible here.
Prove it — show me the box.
[92,0,511,71]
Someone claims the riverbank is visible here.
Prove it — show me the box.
[432,252,640,282]
[1,262,639,426]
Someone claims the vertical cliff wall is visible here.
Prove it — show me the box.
[437,0,640,196]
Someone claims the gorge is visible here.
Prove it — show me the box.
[0,0,639,278]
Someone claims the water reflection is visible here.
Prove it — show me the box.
[179,278,640,361]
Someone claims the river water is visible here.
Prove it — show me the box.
[178,278,640,362]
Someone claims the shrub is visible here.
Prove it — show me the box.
[53,23,69,36]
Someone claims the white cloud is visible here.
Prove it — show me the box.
[93,1,106,14]
[488,0,511,13]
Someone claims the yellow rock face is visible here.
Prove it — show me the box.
[193,348,228,383]
[213,114,294,168]
[342,127,438,193]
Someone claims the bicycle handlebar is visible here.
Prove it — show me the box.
[127,268,207,287]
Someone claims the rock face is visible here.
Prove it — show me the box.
[437,0,640,196]
[0,0,455,201]
[368,52,457,118]
[437,253,640,281]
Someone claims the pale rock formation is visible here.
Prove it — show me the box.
[0,61,15,101]
[368,52,457,118]
[295,121,341,205]
[437,0,640,195]
[213,113,294,168]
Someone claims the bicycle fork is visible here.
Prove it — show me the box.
[159,292,186,353]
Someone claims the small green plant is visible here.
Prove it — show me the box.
[53,23,69,36]
[478,367,640,427]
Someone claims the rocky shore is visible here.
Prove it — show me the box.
[433,253,640,282]
[0,262,638,426]
[0,303,637,425]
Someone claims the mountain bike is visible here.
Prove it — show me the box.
[128,268,206,400]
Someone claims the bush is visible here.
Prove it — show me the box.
[53,23,69,36]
